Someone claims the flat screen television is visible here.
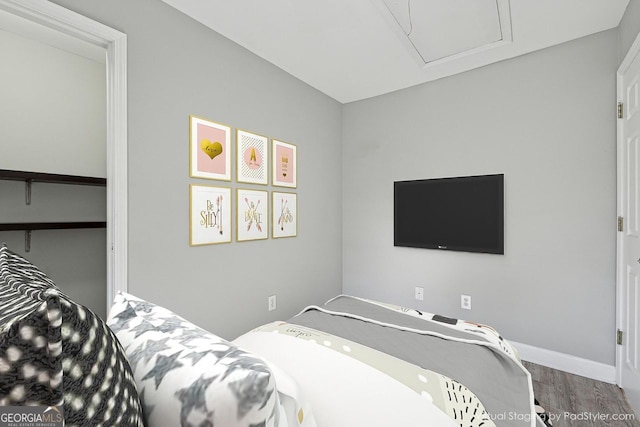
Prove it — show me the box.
[394,174,504,254]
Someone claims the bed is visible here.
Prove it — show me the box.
[1,244,548,427]
[234,295,548,427]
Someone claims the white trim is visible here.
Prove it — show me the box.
[0,0,128,312]
[105,28,128,308]
[510,340,616,384]
[616,30,640,388]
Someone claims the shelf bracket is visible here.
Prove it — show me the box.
[25,180,32,205]
[25,230,32,253]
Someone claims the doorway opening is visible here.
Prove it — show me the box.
[0,0,128,316]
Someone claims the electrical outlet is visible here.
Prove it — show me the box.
[268,295,277,311]
[461,294,471,310]
[415,287,424,301]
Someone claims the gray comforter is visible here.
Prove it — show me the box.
[290,295,545,427]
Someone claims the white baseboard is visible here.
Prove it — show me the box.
[510,340,616,384]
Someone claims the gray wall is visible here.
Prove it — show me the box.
[51,0,343,340]
[620,0,640,61]
[0,28,107,318]
[0,182,107,318]
[35,0,627,362]
[342,29,618,365]
[0,28,106,177]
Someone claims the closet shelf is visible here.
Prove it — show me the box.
[0,222,106,231]
[0,169,106,206]
[0,169,106,186]
[0,170,107,251]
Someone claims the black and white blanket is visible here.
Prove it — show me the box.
[235,295,549,427]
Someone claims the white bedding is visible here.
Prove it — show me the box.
[235,325,480,427]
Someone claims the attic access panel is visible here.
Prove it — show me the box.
[378,0,512,66]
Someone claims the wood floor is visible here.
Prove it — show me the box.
[523,361,640,427]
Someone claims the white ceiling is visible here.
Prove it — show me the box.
[162,0,628,103]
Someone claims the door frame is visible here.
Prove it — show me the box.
[616,29,640,386]
[0,0,128,311]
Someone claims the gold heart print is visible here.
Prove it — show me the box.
[201,139,223,160]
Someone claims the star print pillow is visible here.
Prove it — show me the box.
[107,292,287,427]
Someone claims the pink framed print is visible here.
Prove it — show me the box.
[237,188,268,241]
[237,129,268,185]
[190,115,231,181]
[272,191,297,238]
[272,139,297,188]
[190,185,232,245]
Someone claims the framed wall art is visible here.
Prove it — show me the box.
[190,115,231,181]
[237,188,268,242]
[237,129,268,185]
[190,185,232,245]
[272,191,297,238]
[272,139,297,188]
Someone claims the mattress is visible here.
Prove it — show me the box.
[234,295,546,427]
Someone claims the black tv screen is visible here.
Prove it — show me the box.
[394,174,504,254]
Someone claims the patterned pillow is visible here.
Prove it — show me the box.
[107,292,288,427]
[0,245,144,426]
[0,285,63,407]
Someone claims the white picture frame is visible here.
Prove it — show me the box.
[272,139,297,188]
[237,188,269,241]
[272,191,297,238]
[190,115,232,181]
[237,129,268,185]
[190,185,232,245]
